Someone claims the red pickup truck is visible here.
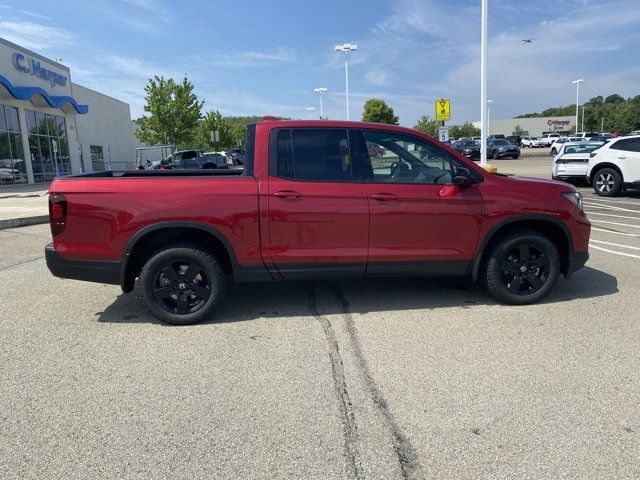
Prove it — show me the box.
[46,119,590,324]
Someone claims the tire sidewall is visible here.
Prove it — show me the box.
[593,168,622,197]
[139,245,227,325]
[483,232,560,305]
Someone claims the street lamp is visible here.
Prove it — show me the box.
[334,43,357,120]
[581,106,586,132]
[487,99,494,137]
[572,79,584,134]
[479,0,489,167]
[314,87,327,119]
[305,106,316,120]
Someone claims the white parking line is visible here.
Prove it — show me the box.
[590,239,640,251]
[591,227,640,238]
[582,197,640,206]
[587,212,640,221]
[589,243,640,259]
[583,202,640,213]
[590,219,640,229]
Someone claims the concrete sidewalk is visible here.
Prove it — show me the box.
[0,182,50,230]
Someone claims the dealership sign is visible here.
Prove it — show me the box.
[12,53,68,88]
[548,119,570,126]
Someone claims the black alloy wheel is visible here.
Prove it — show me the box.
[492,150,499,159]
[139,244,227,325]
[500,243,550,296]
[482,230,560,305]
[153,260,211,315]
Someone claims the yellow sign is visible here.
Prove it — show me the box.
[435,98,451,122]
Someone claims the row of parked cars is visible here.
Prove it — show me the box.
[550,133,640,196]
[138,149,244,171]
[448,135,521,160]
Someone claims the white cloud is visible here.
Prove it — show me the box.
[364,70,393,87]
[0,21,73,51]
[197,48,296,68]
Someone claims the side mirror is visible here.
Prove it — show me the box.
[453,166,472,188]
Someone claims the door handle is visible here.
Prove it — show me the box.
[371,193,398,201]
[274,190,302,199]
[618,156,627,159]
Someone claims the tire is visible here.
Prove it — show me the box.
[482,230,560,305]
[492,150,499,160]
[593,167,622,197]
[551,148,557,156]
[512,155,519,159]
[138,243,227,325]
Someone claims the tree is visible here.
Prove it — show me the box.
[136,76,203,147]
[449,122,481,139]
[512,125,526,136]
[412,115,439,137]
[605,93,625,104]
[361,98,399,125]
[195,110,234,151]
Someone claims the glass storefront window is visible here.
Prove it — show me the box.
[90,145,105,172]
[0,105,27,186]
[26,109,69,183]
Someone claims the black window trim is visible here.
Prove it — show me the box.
[268,126,356,183]
[268,126,485,185]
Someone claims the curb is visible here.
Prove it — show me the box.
[0,215,49,231]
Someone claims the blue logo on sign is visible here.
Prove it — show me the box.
[12,53,68,88]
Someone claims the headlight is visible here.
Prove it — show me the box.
[562,191,583,211]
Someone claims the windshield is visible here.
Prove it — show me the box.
[492,140,510,145]
[457,141,476,147]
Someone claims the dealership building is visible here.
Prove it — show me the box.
[0,37,139,187]
[472,116,577,137]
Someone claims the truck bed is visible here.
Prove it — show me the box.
[68,169,244,179]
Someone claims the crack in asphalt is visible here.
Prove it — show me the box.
[309,280,424,480]
[308,281,362,480]
[329,284,424,480]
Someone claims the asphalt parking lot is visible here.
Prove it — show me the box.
[1,155,638,479]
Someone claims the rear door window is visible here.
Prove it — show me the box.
[273,129,352,182]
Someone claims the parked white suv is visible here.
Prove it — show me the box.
[540,133,561,146]
[521,136,545,148]
[586,135,640,196]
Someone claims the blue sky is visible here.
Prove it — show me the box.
[1,0,639,126]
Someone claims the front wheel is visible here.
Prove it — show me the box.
[551,148,557,156]
[593,168,622,197]
[482,231,560,305]
[492,150,499,160]
[138,243,227,325]
[512,155,519,159]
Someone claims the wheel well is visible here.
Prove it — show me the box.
[122,227,234,292]
[474,220,571,279]
[589,163,623,183]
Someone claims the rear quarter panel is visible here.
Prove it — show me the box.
[49,176,260,264]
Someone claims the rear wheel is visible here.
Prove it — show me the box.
[138,243,227,325]
[593,168,622,197]
[482,231,560,305]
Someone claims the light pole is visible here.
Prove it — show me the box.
[305,107,316,120]
[572,79,584,134]
[581,106,585,132]
[601,117,604,132]
[487,99,494,137]
[314,87,327,119]
[480,0,489,167]
[334,43,357,120]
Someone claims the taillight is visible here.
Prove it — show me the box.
[49,193,67,236]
